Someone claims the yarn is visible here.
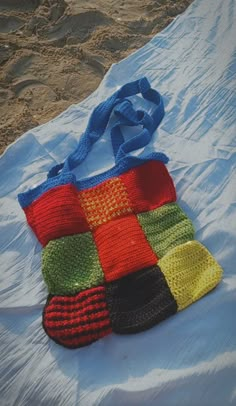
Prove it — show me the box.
[105,265,177,334]
[24,184,89,246]
[159,241,223,310]
[18,152,169,208]
[42,233,104,295]
[79,177,132,229]
[138,203,195,258]
[43,286,112,348]
[93,215,158,282]
[120,160,176,213]
[22,160,176,246]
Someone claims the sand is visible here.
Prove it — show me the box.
[0,0,193,153]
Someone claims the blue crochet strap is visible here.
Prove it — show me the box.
[48,77,165,178]
[110,95,164,162]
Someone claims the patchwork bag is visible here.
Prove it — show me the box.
[18,77,223,348]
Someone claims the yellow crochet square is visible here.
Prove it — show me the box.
[79,177,132,228]
[159,241,223,311]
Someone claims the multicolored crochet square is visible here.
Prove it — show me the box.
[21,160,223,348]
[79,177,132,228]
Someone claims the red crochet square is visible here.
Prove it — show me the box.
[93,215,158,282]
[120,160,176,213]
[24,184,89,246]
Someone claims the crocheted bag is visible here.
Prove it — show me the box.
[18,78,223,348]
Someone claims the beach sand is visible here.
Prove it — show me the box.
[0,0,193,153]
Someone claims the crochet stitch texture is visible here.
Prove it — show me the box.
[18,77,223,348]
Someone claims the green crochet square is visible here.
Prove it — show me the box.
[138,203,195,258]
[42,232,104,295]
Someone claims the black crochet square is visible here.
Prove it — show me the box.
[105,265,177,334]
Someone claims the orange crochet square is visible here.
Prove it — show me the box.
[93,215,158,282]
[79,177,132,229]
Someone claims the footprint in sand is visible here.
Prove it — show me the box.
[0,44,13,65]
[0,14,25,33]
[0,0,40,12]
[5,52,37,79]
[12,77,58,110]
[0,88,14,104]
[39,10,113,43]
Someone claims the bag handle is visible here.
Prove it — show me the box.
[110,95,164,163]
[47,77,164,178]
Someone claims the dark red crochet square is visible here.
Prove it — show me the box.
[93,214,158,282]
[24,184,89,246]
[105,265,177,334]
[120,160,176,213]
